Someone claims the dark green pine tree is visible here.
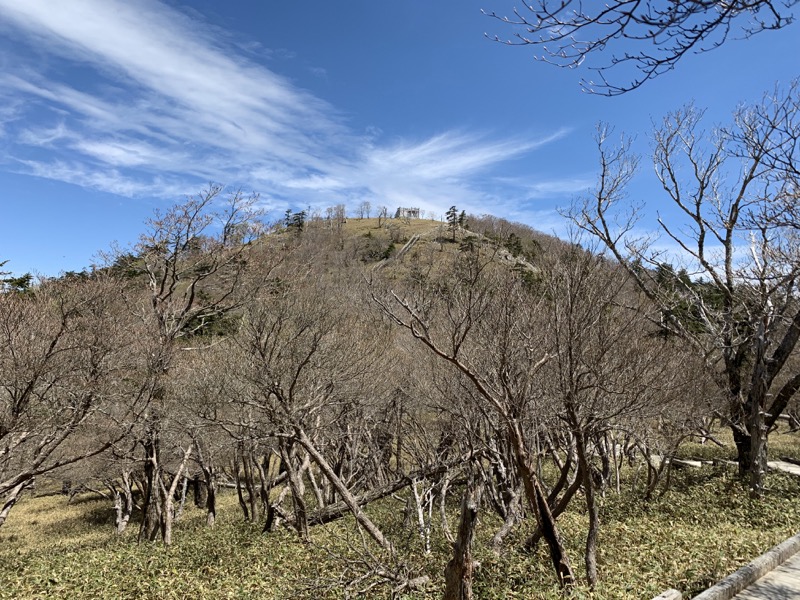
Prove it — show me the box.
[291,210,307,232]
[446,205,458,241]
[504,233,523,257]
[2,272,32,293]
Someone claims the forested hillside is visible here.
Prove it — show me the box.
[2,189,800,598]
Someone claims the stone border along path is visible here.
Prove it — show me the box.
[693,532,800,599]
[651,457,800,477]
[651,532,800,600]
[768,460,800,477]
[731,552,800,599]
[649,458,800,600]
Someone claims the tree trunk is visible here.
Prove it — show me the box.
[508,422,575,587]
[242,447,259,522]
[264,484,291,533]
[233,452,250,522]
[281,442,309,541]
[254,453,271,519]
[748,406,768,499]
[294,428,396,556]
[395,401,405,475]
[206,483,217,527]
[0,479,33,528]
[192,474,207,508]
[747,327,770,497]
[114,470,134,535]
[410,478,434,554]
[160,480,174,546]
[306,462,326,510]
[545,442,576,506]
[732,424,754,475]
[524,470,582,552]
[490,485,522,553]
[575,432,599,587]
[161,446,192,547]
[139,435,163,543]
[174,475,189,522]
[443,483,482,600]
[584,491,599,578]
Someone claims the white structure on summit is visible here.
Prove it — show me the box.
[395,207,420,219]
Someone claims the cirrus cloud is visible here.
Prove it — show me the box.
[0,0,576,218]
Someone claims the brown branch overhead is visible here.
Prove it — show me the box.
[483,1,797,94]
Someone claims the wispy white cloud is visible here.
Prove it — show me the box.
[17,158,191,199]
[0,99,24,139]
[0,0,577,218]
[494,174,595,199]
[310,130,564,214]
[17,122,70,147]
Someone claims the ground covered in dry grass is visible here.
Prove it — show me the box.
[4,424,800,599]
[2,461,800,599]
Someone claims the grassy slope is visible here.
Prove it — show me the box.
[2,463,800,599]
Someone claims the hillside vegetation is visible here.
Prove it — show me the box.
[2,191,800,598]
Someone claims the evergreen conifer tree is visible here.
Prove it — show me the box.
[446,206,458,241]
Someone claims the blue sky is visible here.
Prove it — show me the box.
[0,0,798,276]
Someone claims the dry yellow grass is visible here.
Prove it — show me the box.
[0,493,115,555]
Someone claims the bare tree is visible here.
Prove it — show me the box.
[574,83,800,496]
[167,343,242,528]
[233,270,399,548]
[373,248,576,586]
[540,243,700,585]
[123,186,265,544]
[484,1,797,94]
[377,206,389,228]
[334,204,347,227]
[0,276,137,527]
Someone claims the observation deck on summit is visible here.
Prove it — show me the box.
[395,207,420,219]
